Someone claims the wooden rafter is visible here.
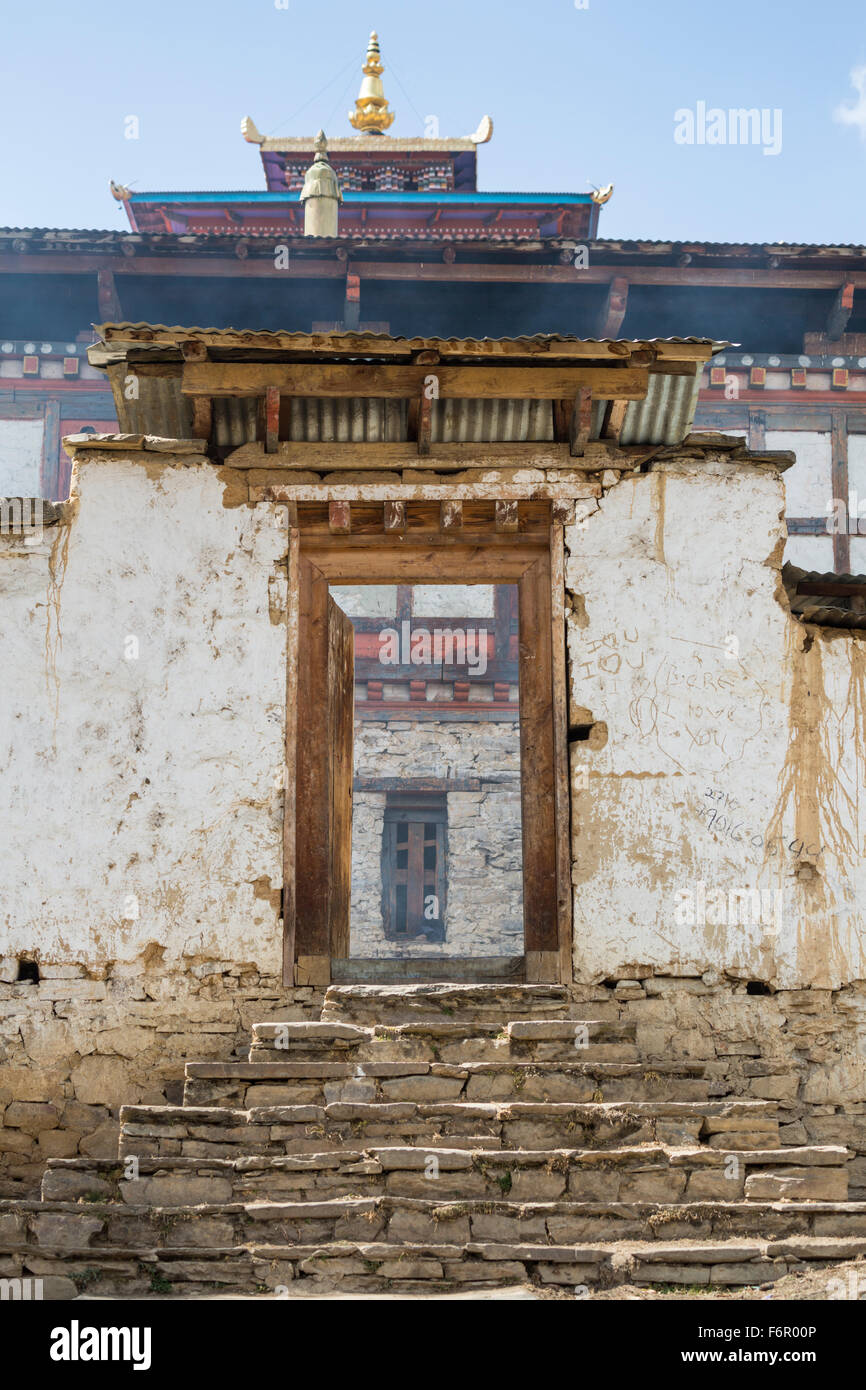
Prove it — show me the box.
[226,440,655,471]
[264,386,280,454]
[384,500,406,532]
[328,501,351,534]
[826,281,855,340]
[596,275,629,338]
[570,387,593,457]
[602,398,629,442]
[181,362,650,401]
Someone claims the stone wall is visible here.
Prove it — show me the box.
[0,962,323,1197]
[350,717,523,957]
[570,976,866,1199]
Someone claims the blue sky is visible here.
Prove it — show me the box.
[1,0,865,243]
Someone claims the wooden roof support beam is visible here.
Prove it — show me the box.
[328,501,351,534]
[601,398,629,442]
[417,386,433,455]
[384,500,406,532]
[180,340,208,363]
[495,500,519,532]
[596,275,629,338]
[344,272,361,331]
[227,439,661,472]
[96,268,122,322]
[826,281,855,341]
[570,387,593,457]
[831,413,850,573]
[182,362,650,401]
[191,397,212,445]
[264,386,280,454]
[440,499,463,531]
[552,399,573,443]
[797,579,866,596]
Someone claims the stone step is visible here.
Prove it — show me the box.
[118,1099,782,1161]
[249,1018,640,1065]
[184,1059,717,1109]
[44,1141,849,1208]
[3,1228,865,1297]
[11,1195,866,1255]
[320,983,572,1025]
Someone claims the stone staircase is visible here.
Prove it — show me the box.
[1,983,865,1298]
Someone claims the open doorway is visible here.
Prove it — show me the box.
[329,582,524,975]
[284,504,569,986]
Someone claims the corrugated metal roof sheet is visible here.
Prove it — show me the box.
[94,322,722,356]
[783,563,866,630]
[4,228,864,252]
[620,371,702,446]
[92,325,721,449]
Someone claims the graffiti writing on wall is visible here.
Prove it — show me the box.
[700,786,825,862]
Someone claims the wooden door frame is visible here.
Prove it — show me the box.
[283,521,572,986]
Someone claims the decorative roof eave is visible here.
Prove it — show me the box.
[124,190,594,207]
[241,117,493,154]
[249,134,483,153]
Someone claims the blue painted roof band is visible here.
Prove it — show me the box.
[128,190,592,206]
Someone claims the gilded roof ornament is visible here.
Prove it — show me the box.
[349,31,395,134]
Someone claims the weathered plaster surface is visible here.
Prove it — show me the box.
[566,458,866,989]
[3,445,866,1193]
[0,456,288,972]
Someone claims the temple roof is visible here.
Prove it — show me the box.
[242,126,489,155]
[113,29,601,235]
[241,31,493,154]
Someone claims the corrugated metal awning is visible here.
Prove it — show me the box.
[783,563,866,630]
[89,323,724,450]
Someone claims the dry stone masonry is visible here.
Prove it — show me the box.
[351,721,523,958]
[1,983,864,1298]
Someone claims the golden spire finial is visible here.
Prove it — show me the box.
[349,30,395,134]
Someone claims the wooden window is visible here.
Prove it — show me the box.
[381,793,447,941]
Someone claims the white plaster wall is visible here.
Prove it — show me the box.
[851,536,866,574]
[765,430,832,517]
[0,456,288,972]
[784,534,834,572]
[0,419,43,496]
[848,435,866,505]
[566,459,866,989]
